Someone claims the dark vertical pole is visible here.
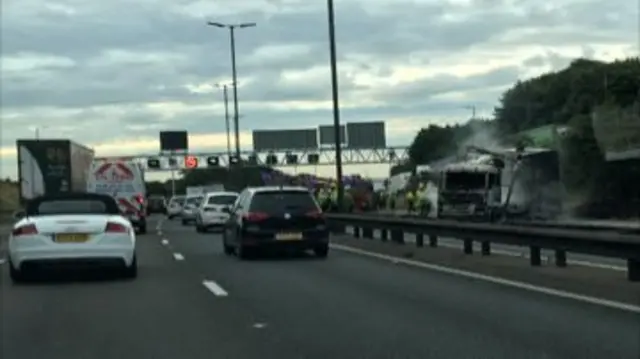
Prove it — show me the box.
[327,0,344,210]
[222,85,231,159]
[229,26,241,160]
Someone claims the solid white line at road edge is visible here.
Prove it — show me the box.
[330,243,640,314]
[203,280,229,297]
[173,253,185,261]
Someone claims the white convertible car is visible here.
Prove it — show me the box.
[8,192,137,282]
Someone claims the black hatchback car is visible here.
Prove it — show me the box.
[222,186,329,259]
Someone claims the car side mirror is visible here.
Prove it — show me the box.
[13,210,26,220]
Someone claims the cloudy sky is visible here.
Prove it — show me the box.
[1,0,638,181]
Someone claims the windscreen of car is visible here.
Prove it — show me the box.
[249,191,318,213]
[185,197,203,206]
[207,195,237,205]
[170,197,185,205]
[36,200,110,215]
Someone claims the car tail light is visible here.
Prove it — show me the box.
[105,222,128,233]
[12,224,38,236]
[305,209,324,218]
[135,194,145,204]
[243,212,269,222]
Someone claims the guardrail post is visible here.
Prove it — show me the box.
[391,230,404,244]
[415,233,424,247]
[362,227,373,239]
[380,229,388,241]
[554,250,567,267]
[530,246,541,266]
[463,239,473,254]
[481,241,490,255]
[353,226,361,238]
[628,260,640,282]
[429,235,437,247]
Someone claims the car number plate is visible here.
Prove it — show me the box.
[55,233,89,243]
[276,233,302,241]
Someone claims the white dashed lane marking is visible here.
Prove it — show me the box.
[161,239,169,245]
[203,280,229,297]
[173,253,185,261]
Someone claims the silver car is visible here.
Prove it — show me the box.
[181,195,204,225]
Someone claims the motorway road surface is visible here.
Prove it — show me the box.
[1,216,639,359]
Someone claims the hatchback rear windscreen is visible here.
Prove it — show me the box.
[208,195,237,205]
[36,200,110,215]
[170,197,185,205]
[185,197,203,206]
[250,191,318,213]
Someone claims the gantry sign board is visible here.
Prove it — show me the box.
[252,129,318,151]
[346,122,386,149]
[159,131,188,152]
[318,125,346,146]
[251,121,386,151]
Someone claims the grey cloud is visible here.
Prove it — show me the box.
[367,66,521,105]
[1,0,637,153]
[2,95,497,149]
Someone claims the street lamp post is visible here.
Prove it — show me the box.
[463,105,476,120]
[326,0,345,211]
[207,21,256,160]
[215,83,233,159]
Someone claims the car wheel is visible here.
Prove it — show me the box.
[137,224,147,235]
[196,225,204,233]
[314,245,329,258]
[123,255,138,279]
[181,219,188,226]
[9,261,26,283]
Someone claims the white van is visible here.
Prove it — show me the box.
[87,160,148,234]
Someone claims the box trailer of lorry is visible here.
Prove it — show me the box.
[16,139,94,203]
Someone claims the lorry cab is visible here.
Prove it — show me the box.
[87,160,148,234]
[438,161,501,220]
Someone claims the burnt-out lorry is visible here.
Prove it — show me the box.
[435,146,563,221]
[16,139,95,203]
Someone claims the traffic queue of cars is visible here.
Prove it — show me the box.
[166,187,330,259]
[5,186,329,284]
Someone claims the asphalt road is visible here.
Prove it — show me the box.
[1,215,639,359]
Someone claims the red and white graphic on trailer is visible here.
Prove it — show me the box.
[87,160,146,215]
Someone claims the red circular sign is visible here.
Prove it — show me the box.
[184,156,198,169]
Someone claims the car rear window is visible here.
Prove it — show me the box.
[249,191,318,213]
[170,197,185,205]
[185,197,203,206]
[207,195,237,205]
[36,200,110,215]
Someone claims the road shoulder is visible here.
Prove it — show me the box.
[330,234,640,306]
